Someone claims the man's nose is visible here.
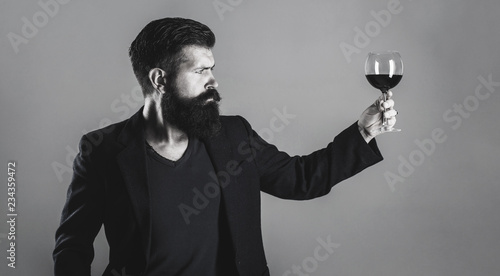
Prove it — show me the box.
[206,71,218,89]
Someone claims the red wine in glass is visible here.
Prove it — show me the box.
[365,51,403,132]
[365,74,402,92]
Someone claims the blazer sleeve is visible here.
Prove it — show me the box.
[53,135,105,276]
[238,116,383,200]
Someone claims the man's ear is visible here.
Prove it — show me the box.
[148,68,167,93]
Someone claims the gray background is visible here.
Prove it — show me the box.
[1,0,499,275]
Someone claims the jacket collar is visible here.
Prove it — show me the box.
[116,107,234,175]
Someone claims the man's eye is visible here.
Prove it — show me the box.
[195,70,204,74]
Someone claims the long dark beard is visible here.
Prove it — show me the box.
[161,86,222,140]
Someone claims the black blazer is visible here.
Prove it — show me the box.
[53,107,383,276]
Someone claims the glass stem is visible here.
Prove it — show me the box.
[382,90,388,127]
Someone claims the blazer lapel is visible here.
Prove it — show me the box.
[115,107,152,260]
[203,127,233,182]
[203,123,247,254]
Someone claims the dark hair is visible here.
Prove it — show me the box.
[129,17,216,95]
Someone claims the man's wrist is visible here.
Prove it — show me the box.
[358,124,373,143]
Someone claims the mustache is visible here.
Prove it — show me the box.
[192,89,221,105]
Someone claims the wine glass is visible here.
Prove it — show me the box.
[365,51,403,132]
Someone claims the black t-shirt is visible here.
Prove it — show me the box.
[145,137,236,275]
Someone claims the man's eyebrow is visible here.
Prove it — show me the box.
[194,64,215,70]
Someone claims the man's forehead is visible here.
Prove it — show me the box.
[180,46,215,67]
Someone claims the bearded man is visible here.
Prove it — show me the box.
[53,17,398,276]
